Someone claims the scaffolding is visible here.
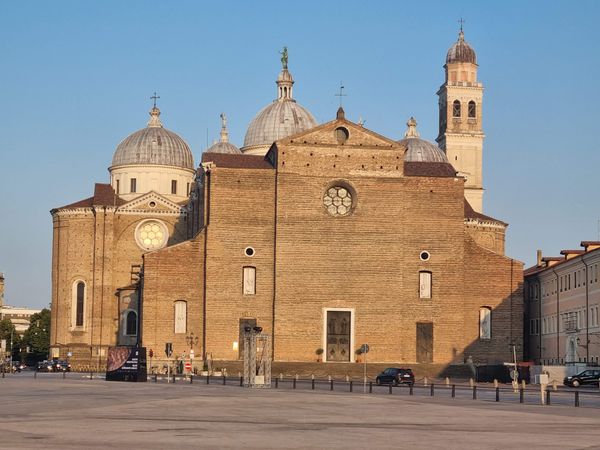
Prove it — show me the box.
[242,328,271,388]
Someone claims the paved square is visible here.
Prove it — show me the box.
[1,374,600,449]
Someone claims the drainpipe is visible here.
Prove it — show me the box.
[201,166,211,361]
[552,268,560,364]
[583,258,590,363]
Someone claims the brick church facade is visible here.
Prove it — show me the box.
[50,30,523,370]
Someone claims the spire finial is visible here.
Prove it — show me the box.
[147,93,163,128]
[458,18,465,40]
[404,117,420,138]
[280,46,288,70]
[219,112,229,143]
[335,82,346,107]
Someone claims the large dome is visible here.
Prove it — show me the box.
[398,117,448,163]
[243,100,317,150]
[242,54,317,155]
[446,30,477,65]
[111,107,194,169]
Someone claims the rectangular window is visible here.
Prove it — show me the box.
[186,182,190,195]
[116,179,120,195]
[419,271,432,299]
[130,178,137,193]
[479,307,492,340]
[243,267,256,295]
[171,180,177,195]
[174,301,187,334]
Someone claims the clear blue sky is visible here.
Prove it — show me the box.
[1,1,599,308]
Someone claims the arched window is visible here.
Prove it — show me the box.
[125,311,137,336]
[468,101,476,118]
[174,300,187,334]
[479,307,492,340]
[243,267,256,295]
[419,271,432,299]
[452,100,461,118]
[72,281,85,328]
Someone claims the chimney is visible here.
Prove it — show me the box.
[536,250,543,267]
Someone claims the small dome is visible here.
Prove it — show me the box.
[242,50,317,154]
[112,107,194,169]
[398,117,449,163]
[446,30,477,65]
[206,141,241,154]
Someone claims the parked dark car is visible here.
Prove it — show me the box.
[564,369,600,387]
[376,368,414,386]
[51,360,71,372]
[36,361,53,372]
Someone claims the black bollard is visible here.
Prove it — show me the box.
[430,384,435,397]
[575,391,580,407]
[330,379,334,391]
[311,379,315,390]
[90,371,93,380]
[519,388,524,403]
[173,375,176,384]
[223,375,226,385]
[546,389,551,406]
[275,378,279,388]
[239,376,243,386]
[190,375,193,384]
[206,375,209,385]
[349,381,353,392]
[369,382,373,393]
[495,387,500,402]
[154,373,158,383]
[409,384,413,396]
[388,384,392,394]
[472,386,477,400]
[63,371,66,379]
[293,378,296,389]
[451,384,455,398]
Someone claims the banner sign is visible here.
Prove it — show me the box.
[106,346,147,382]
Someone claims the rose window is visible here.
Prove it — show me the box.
[135,220,168,251]
[323,186,353,216]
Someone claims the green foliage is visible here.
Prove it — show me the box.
[22,309,51,363]
[0,318,16,341]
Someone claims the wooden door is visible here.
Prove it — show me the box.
[327,311,351,362]
[416,322,433,363]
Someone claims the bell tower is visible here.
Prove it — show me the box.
[436,26,485,212]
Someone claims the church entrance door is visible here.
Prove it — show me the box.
[326,311,351,362]
[416,322,433,363]
[239,318,256,360]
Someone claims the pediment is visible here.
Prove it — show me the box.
[276,111,400,150]
[117,191,185,215]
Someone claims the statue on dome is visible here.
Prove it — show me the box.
[280,46,288,70]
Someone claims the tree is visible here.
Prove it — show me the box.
[0,318,21,361]
[22,309,50,364]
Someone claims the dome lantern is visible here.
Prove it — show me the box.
[205,113,241,154]
[398,117,449,164]
[241,48,318,156]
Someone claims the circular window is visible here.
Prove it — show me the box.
[420,251,430,261]
[323,185,354,216]
[148,201,156,208]
[135,219,169,251]
[335,127,349,144]
[245,247,255,257]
